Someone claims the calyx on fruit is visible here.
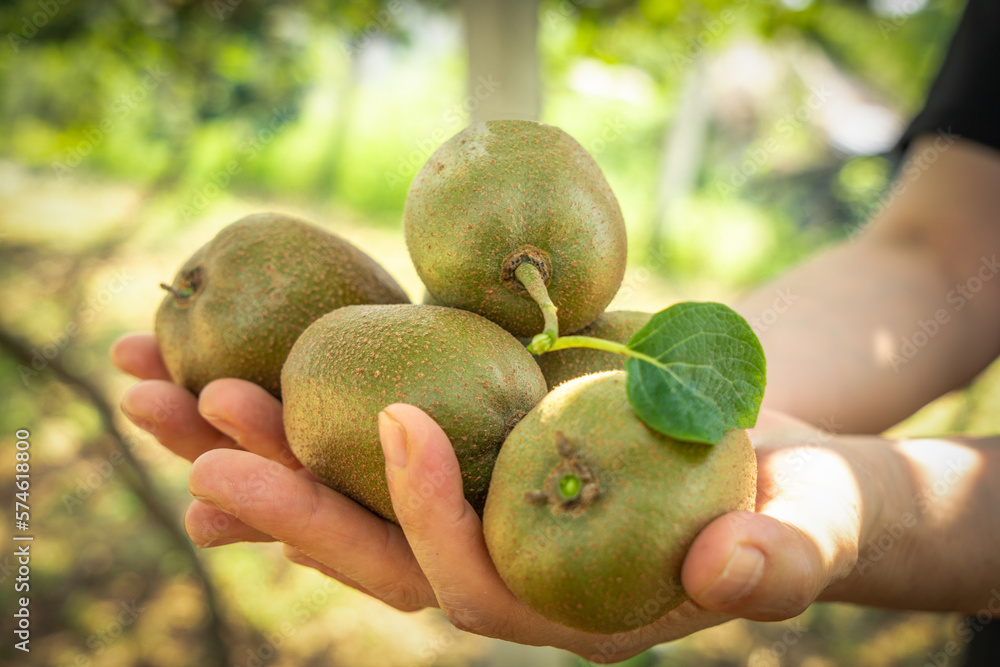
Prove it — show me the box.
[483,371,758,634]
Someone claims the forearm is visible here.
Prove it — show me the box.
[735,138,1000,433]
[820,433,1000,613]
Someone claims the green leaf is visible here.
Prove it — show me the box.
[625,302,766,444]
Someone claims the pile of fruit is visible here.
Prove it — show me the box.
[155,120,766,634]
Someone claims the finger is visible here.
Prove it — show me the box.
[378,404,578,645]
[681,511,824,620]
[682,447,863,621]
[185,499,276,547]
[198,379,301,469]
[188,449,436,610]
[111,334,171,381]
[121,380,236,462]
[282,545,425,613]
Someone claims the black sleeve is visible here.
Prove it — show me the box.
[899,0,1000,154]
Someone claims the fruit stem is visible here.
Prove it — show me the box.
[541,335,669,371]
[160,283,194,300]
[515,262,559,352]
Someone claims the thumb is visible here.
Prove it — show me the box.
[681,511,830,621]
[377,403,470,533]
[376,403,539,638]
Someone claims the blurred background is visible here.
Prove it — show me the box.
[3,0,998,664]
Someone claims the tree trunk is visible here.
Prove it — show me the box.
[461,0,541,123]
[650,55,711,253]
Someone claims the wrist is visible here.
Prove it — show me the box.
[820,435,995,612]
[815,435,908,604]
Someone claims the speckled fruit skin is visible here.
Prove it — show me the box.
[483,371,757,634]
[530,310,651,390]
[281,304,548,522]
[155,213,410,398]
[404,121,628,338]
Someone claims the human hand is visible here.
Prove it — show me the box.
[109,333,732,660]
[110,334,886,661]
[111,333,297,468]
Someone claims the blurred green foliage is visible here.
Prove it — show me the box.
[0,0,964,254]
[1,0,992,665]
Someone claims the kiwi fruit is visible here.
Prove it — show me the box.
[281,304,547,522]
[483,371,757,634]
[155,212,410,398]
[404,120,627,338]
[528,310,651,390]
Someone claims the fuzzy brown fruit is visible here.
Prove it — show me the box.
[404,120,627,338]
[155,212,409,398]
[281,304,548,522]
[483,371,757,634]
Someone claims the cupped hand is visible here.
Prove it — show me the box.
[187,402,736,662]
[111,333,884,661]
[109,333,729,660]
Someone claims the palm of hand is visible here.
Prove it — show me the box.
[111,333,865,662]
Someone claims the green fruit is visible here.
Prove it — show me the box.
[155,212,409,398]
[281,304,548,522]
[530,310,651,390]
[483,371,757,634]
[404,120,627,338]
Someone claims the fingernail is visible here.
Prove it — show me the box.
[378,410,408,469]
[198,537,240,548]
[121,404,157,434]
[699,544,765,606]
